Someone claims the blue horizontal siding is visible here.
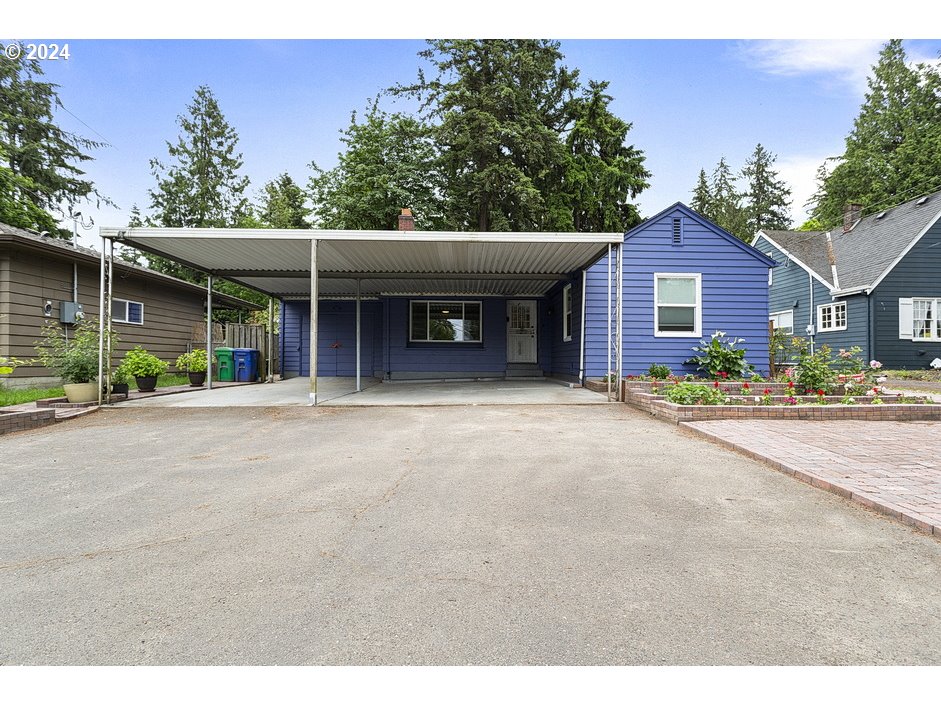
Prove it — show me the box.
[585,207,771,377]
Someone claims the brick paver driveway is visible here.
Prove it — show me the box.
[3,405,941,665]
[685,420,941,535]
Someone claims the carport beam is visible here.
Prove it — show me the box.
[206,275,213,390]
[309,239,318,406]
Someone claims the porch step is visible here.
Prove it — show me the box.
[506,364,543,378]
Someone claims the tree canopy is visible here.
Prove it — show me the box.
[372,39,650,232]
[690,147,791,241]
[809,40,941,226]
[0,45,108,237]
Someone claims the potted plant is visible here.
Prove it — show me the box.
[176,348,211,387]
[121,346,168,392]
[34,319,107,403]
[111,363,132,396]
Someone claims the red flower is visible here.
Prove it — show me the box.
[817,389,825,396]
[763,388,772,395]
[719,371,728,379]
[788,381,794,389]
[713,380,720,388]
[742,382,750,390]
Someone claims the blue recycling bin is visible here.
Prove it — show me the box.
[233,348,259,382]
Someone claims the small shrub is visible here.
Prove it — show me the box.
[686,331,754,379]
[121,346,168,378]
[665,382,727,405]
[176,348,211,373]
[647,363,672,379]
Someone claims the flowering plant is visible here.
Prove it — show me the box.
[686,331,754,380]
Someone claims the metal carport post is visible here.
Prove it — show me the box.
[308,238,318,405]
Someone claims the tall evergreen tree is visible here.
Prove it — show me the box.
[563,80,650,232]
[741,143,792,233]
[147,85,250,279]
[0,44,109,237]
[810,40,941,225]
[259,173,310,229]
[309,103,444,230]
[148,86,250,231]
[710,157,748,239]
[690,169,712,219]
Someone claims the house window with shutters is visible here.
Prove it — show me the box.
[913,298,941,340]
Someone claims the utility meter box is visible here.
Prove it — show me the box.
[59,301,84,324]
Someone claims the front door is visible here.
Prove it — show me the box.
[507,300,537,363]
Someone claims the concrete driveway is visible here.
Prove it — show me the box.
[2,404,941,665]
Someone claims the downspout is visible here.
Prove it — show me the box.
[578,269,587,385]
[867,290,876,364]
[808,270,815,355]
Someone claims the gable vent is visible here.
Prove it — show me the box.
[672,217,682,245]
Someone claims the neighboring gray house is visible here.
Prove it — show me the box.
[0,221,261,388]
[752,190,941,369]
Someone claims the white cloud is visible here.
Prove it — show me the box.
[776,153,836,226]
[737,40,886,91]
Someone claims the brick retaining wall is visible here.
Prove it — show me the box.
[0,408,56,435]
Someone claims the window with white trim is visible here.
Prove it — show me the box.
[913,298,941,340]
[111,298,144,325]
[654,273,701,337]
[562,284,573,342]
[816,302,846,332]
[769,309,794,334]
[409,301,482,342]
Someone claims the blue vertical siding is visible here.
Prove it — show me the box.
[280,299,382,377]
[585,206,772,377]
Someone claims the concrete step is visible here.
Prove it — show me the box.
[506,365,543,378]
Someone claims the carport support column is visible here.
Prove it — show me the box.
[606,244,612,401]
[97,236,106,406]
[309,239,318,405]
[206,275,213,390]
[267,297,274,383]
[355,278,361,393]
[615,241,623,397]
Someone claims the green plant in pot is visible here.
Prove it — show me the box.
[111,363,132,396]
[121,346,168,392]
[176,348,211,387]
[34,319,107,403]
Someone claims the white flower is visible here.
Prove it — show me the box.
[866,389,876,396]
[725,397,731,403]
[713,331,726,339]
[844,382,853,390]
[754,396,761,402]
[869,360,883,369]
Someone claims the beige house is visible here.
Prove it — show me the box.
[0,222,260,388]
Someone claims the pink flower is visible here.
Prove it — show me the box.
[869,360,883,369]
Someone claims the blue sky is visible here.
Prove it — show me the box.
[4,7,940,247]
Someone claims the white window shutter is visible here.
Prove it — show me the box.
[898,298,913,339]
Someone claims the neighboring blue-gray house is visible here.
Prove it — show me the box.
[281,202,776,380]
[753,190,941,369]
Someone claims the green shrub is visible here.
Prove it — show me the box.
[664,382,727,405]
[175,348,211,373]
[685,331,754,379]
[121,346,168,378]
[647,363,672,379]
[34,319,115,384]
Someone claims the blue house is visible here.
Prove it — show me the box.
[753,190,941,369]
[278,202,776,382]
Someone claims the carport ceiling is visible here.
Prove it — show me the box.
[99,228,624,298]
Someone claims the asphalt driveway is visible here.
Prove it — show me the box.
[2,404,941,665]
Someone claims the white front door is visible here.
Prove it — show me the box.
[507,300,537,363]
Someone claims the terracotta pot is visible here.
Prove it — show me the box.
[63,382,99,403]
[187,371,207,387]
[135,376,158,392]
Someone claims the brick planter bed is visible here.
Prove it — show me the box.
[0,408,56,435]
[609,379,941,423]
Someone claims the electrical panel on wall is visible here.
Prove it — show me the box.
[59,301,84,324]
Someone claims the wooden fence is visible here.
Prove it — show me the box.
[188,323,279,376]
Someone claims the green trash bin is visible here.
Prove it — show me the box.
[215,347,235,382]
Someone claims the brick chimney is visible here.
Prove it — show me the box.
[843,203,862,232]
[397,208,415,232]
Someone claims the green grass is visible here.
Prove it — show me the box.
[154,373,190,388]
[0,386,66,407]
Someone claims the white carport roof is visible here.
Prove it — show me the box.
[98,227,624,298]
